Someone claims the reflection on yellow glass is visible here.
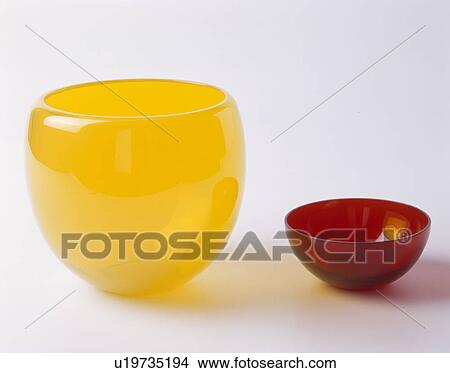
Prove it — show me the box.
[27,79,245,296]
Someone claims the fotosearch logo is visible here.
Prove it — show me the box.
[61,228,412,264]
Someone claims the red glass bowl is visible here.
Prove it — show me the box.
[285,198,431,290]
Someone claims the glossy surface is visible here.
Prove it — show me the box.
[27,79,245,296]
[285,198,431,289]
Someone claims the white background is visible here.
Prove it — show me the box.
[1,0,450,352]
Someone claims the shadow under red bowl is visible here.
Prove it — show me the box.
[285,198,431,290]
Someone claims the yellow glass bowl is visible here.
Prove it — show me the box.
[26,79,245,296]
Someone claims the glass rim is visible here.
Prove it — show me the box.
[36,78,231,120]
[285,197,431,245]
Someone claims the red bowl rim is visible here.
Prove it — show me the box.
[285,197,431,245]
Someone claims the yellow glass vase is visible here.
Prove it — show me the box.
[26,79,245,296]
